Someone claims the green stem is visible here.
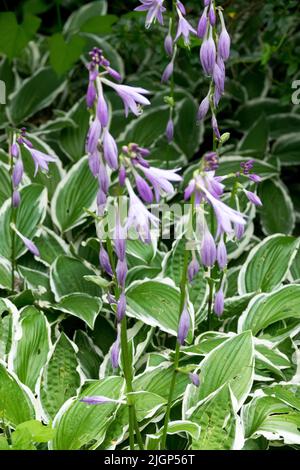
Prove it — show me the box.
[106,237,144,450]
[9,135,16,293]
[161,247,189,449]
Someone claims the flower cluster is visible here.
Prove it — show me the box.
[197,2,231,139]
[85,48,183,368]
[11,127,56,208]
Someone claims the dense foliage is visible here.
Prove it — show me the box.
[0,0,300,451]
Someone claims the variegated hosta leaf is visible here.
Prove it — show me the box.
[242,392,300,445]
[238,234,299,294]
[10,306,50,391]
[51,293,102,330]
[238,284,300,337]
[40,333,82,420]
[0,361,36,427]
[0,298,19,362]
[51,376,125,450]
[51,156,98,233]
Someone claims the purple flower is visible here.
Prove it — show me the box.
[11,143,19,158]
[244,190,262,207]
[15,230,40,257]
[166,118,174,143]
[104,80,151,117]
[204,0,210,5]
[97,189,107,215]
[126,180,159,242]
[201,227,217,267]
[135,0,166,28]
[188,257,200,282]
[25,146,56,177]
[197,7,208,38]
[116,259,128,288]
[107,67,122,82]
[200,27,216,75]
[86,117,101,155]
[248,174,262,183]
[218,11,231,61]
[97,87,109,127]
[114,214,126,261]
[119,165,126,186]
[135,172,154,203]
[177,306,190,345]
[176,0,186,16]
[99,244,113,276]
[208,3,216,26]
[175,11,197,46]
[81,395,114,405]
[164,33,173,56]
[213,61,225,95]
[234,223,244,240]
[189,372,200,387]
[214,288,224,317]
[98,158,109,194]
[86,80,96,108]
[12,158,24,187]
[12,190,21,208]
[88,151,100,177]
[138,165,182,202]
[161,61,174,83]
[111,331,120,369]
[197,94,210,121]
[217,238,227,269]
[204,190,246,236]
[211,114,220,140]
[117,292,126,322]
[103,129,118,170]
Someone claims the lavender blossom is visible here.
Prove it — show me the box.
[99,244,113,276]
[176,0,186,16]
[116,292,127,322]
[12,158,24,187]
[111,331,120,369]
[201,227,217,267]
[119,165,126,186]
[25,146,56,177]
[161,61,174,83]
[103,80,151,117]
[86,80,96,108]
[244,190,262,207]
[12,190,21,208]
[86,117,101,154]
[88,151,100,177]
[138,165,182,202]
[218,11,231,61]
[189,372,200,387]
[177,306,190,345]
[217,238,227,269]
[208,3,216,26]
[11,143,19,158]
[200,27,216,76]
[234,223,244,240]
[175,11,197,46]
[164,33,173,56]
[213,61,225,95]
[188,257,200,282]
[14,229,40,257]
[166,118,174,143]
[96,87,109,127]
[114,214,126,261]
[197,94,210,121]
[135,172,154,203]
[197,7,208,38]
[211,114,220,140]
[214,288,224,317]
[103,129,118,170]
[116,259,128,288]
[135,0,166,28]
[81,395,115,405]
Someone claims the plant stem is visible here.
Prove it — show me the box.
[161,246,189,449]
[8,134,16,293]
[106,236,144,450]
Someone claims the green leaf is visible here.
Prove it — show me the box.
[242,394,300,445]
[52,293,102,330]
[0,361,36,427]
[0,298,18,361]
[238,235,299,294]
[63,1,108,35]
[49,33,86,76]
[73,330,101,379]
[235,98,287,130]
[126,279,192,337]
[0,162,11,206]
[12,420,54,449]
[58,98,90,162]
[290,246,300,281]
[187,385,239,450]
[12,306,50,391]
[51,157,98,232]
[0,12,41,59]
[0,256,11,290]
[186,331,254,409]
[268,114,300,140]
[79,15,118,35]
[40,333,81,420]
[18,266,54,302]
[238,285,300,336]
[50,255,99,301]
[272,133,300,166]
[258,179,295,235]
[239,115,269,156]
[165,420,201,441]
[8,67,65,124]
[51,376,124,450]
[128,391,166,421]
[174,96,203,159]
[0,184,47,260]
